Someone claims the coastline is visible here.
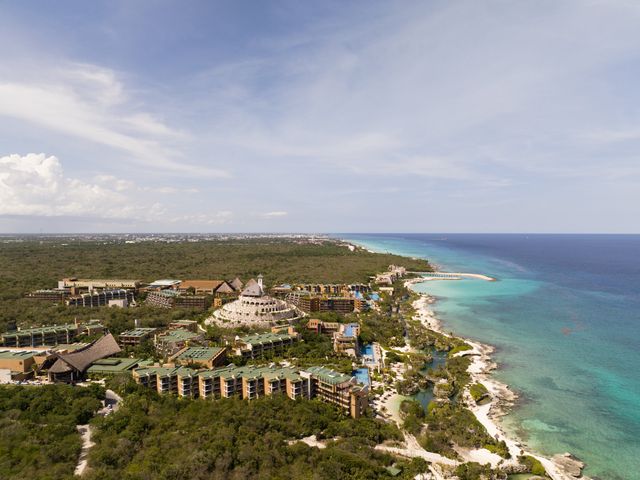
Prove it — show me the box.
[340,238,589,478]
[408,285,589,480]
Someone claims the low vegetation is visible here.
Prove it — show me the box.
[0,384,105,480]
[469,383,490,403]
[415,401,510,460]
[454,462,507,480]
[85,391,424,480]
[519,455,547,476]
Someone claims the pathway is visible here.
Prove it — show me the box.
[74,425,94,476]
[375,433,459,467]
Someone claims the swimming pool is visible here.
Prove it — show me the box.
[361,343,377,364]
[353,367,370,386]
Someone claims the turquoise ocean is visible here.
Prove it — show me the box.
[342,234,639,480]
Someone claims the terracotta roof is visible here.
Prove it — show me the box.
[48,333,121,373]
[178,280,225,291]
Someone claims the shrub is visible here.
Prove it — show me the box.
[469,383,490,403]
[519,455,547,476]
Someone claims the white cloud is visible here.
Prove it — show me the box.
[170,212,233,225]
[0,153,135,217]
[0,154,229,225]
[93,174,200,194]
[0,64,228,178]
[581,128,640,144]
[261,211,288,218]
[190,0,640,189]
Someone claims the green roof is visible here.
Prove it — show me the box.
[306,366,352,385]
[174,347,224,362]
[198,364,301,382]
[157,328,199,343]
[237,331,295,346]
[0,350,36,360]
[87,357,141,374]
[119,327,157,338]
[1,324,77,337]
[134,365,198,378]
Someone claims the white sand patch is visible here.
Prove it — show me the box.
[406,285,590,480]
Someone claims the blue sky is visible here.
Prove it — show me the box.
[1,0,639,233]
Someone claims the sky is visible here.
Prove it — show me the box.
[1,0,640,233]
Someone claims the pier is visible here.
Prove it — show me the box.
[409,272,496,281]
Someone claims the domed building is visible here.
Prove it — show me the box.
[207,275,304,327]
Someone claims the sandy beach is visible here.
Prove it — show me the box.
[407,286,590,480]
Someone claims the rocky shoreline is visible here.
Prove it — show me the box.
[408,287,590,480]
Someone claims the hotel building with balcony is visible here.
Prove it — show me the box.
[132,363,368,418]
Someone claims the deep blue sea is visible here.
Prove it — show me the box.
[342,234,640,480]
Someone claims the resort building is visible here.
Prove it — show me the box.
[177,280,236,296]
[170,346,227,369]
[132,363,368,418]
[108,298,129,308]
[209,276,304,327]
[155,328,204,357]
[58,278,141,292]
[132,365,199,397]
[232,330,299,359]
[0,321,105,348]
[86,357,143,377]
[48,333,121,383]
[0,350,47,381]
[0,345,90,381]
[270,284,292,297]
[67,289,135,308]
[286,291,356,314]
[25,288,70,303]
[308,320,367,357]
[229,277,243,291]
[145,279,182,291]
[389,265,407,277]
[145,290,176,308]
[174,295,210,309]
[306,319,340,335]
[118,327,158,347]
[168,319,198,332]
[197,365,309,401]
[145,290,210,310]
[1,324,75,347]
[375,273,395,285]
[306,366,368,418]
[375,265,407,285]
[294,283,371,296]
[332,323,360,357]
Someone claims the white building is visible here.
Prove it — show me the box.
[207,275,304,327]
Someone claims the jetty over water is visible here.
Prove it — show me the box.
[410,272,496,281]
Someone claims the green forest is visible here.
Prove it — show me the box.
[0,384,105,480]
[85,389,427,480]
